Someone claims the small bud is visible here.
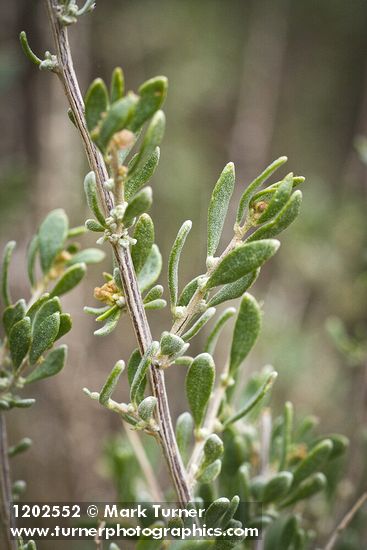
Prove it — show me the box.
[137,396,157,422]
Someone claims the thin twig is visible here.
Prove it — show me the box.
[44,0,191,505]
[123,423,164,502]
[324,492,367,550]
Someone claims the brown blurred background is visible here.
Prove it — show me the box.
[1,0,367,547]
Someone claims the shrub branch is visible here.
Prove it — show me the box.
[44,0,191,505]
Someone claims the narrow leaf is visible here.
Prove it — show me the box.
[99,360,125,405]
[96,94,138,151]
[263,472,293,504]
[144,298,166,310]
[177,276,201,307]
[204,498,230,529]
[8,437,32,458]
[26,294,50,323]
[137,244,162,292]
[186,353,215,428]
[229,294,262,375]
[127,349,145,405]
[292,439,333,487]
[247,191,302,242]
[236,156,288,224]
[256,173,293,224]
[26,345,67,383]
[204,307,236,356]
[38,209,68,274]
[131,214,154,273]
[207,269,259,308]
[33,297,61,332]
[137,396,157,422]
[85,77,109,132]
[56,313,72,340]
[125,147,160,201]
[129,76,168,132]
[27,235,38,288]
[182,307,216,342]
[280,473,327,507]
[122,186,152,227]
[50,263,87,297]
[279,402,293,471]
[84,171,106,226]
[9,317,32,368]
[129,110,165,175]
[94,307,121,336]
[224,371,277,426]
[143,285,163,303]
[67,248,105,265]
[197,459,221,483]
[176,412,194,465]
[3,299,26,336]
[110,67,124,103]
[168,220,192,308]
[206,240,280,289]
[85,218,105,232]
[29,312,60,365]
[202,434,224,468]
[130,341,159,405]
[207,162,235,258]
[1,241,16,306]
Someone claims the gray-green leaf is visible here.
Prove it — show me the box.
[229,294,262,375]
[50,263,87,297]
[38,209,68,274]
[176,412,194,465]
[127,349,145,405]
[256,173,293,224]
[3,299,26,336]
[96,94,138,151]
[280,473,327,507]
[137,244,162,292]
[26,345,67,384]
[125,147,160,201]
[207,162,235,259]
[182,307,216,342]
[123,187,152,227]
[168,220,192,309]
[67,248,105,265]
[1,241,16,307]
[128,76,168,132]
[263,472,293,504]
[206,240,280,289]
[207,269,259,308]
[85,77,109,132]
[186,353,215,428]
[247,191,302,242]
[131,214,154,273]
[129,111,165,175]
[94,307,121,336]
[99,360,125,405]
[204,307,236,356]
[29,312,60,365]
[130,341,159,406]
[27,235,38,288]
[291,439,333,487]
[84,171,106,226]
[110,67,124,103]
[236,156,287,224]
[9,317,32,368]
[224,371,277,426]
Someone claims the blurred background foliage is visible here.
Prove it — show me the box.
[1,0,367,547]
